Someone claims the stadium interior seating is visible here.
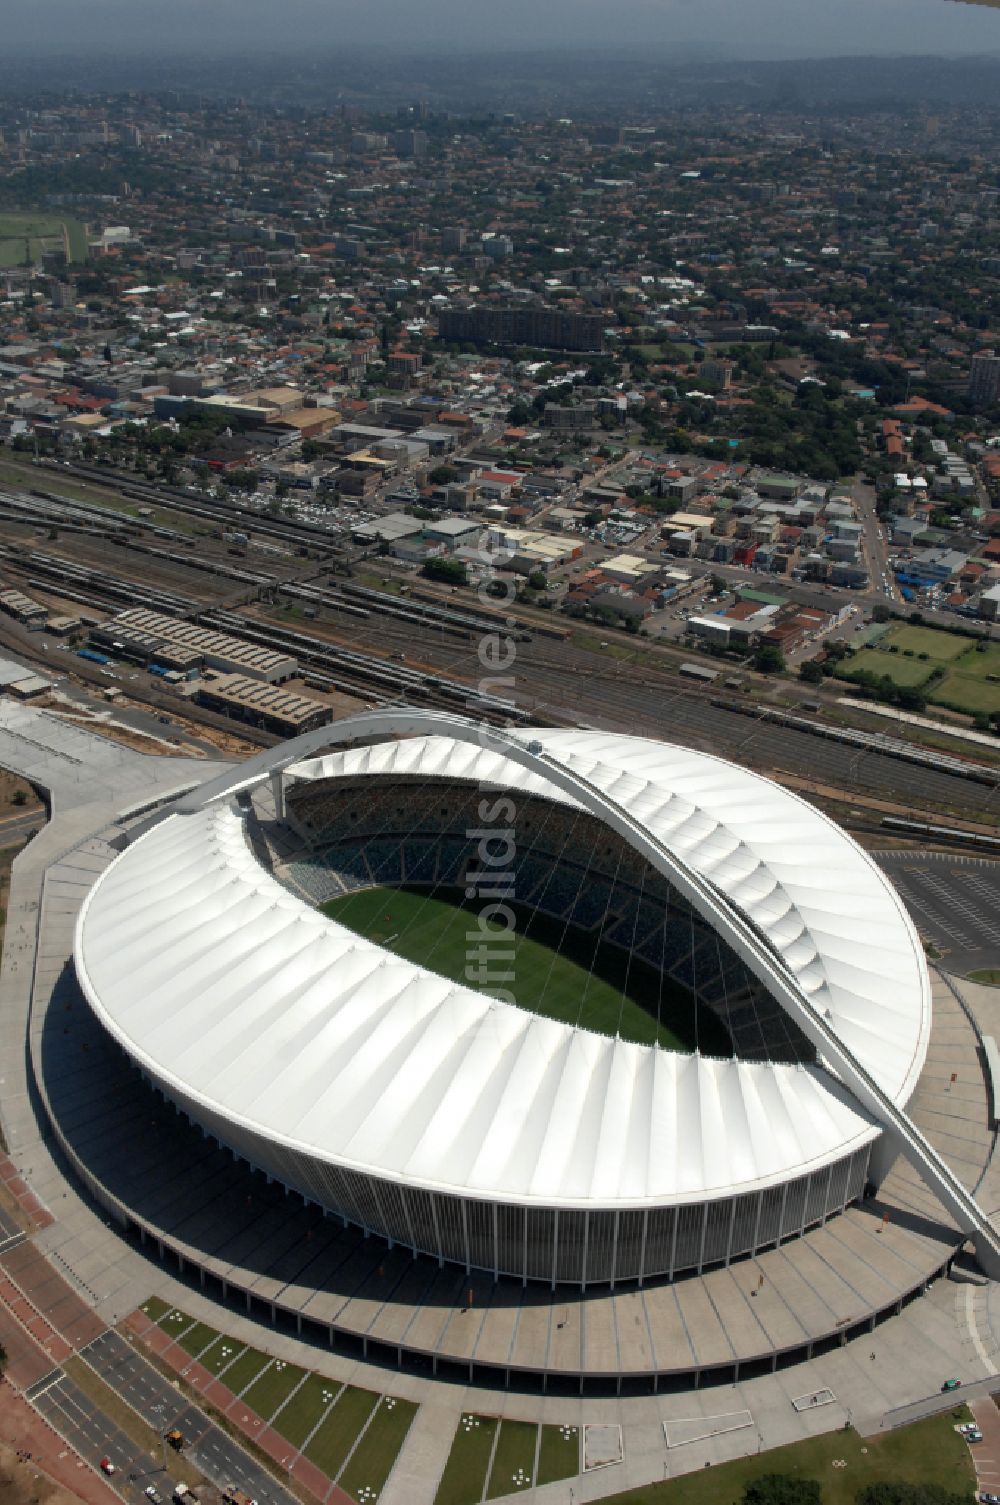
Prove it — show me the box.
[277,776,812,1063]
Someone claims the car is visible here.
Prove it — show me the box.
[978,1492,1000,1503]
[99,1458,115,1475]
[144,1489,164,1504]
[942,1377,962,1391]
[966,1429,984,1443]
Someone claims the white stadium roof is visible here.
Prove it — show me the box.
[73,727,931,1210]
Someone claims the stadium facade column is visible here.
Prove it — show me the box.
[270,770,286,819]
[866,1129,900,1192]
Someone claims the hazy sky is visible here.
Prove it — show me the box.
[2,0,1000,59]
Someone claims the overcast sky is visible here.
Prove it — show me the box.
[3,0,1000,58]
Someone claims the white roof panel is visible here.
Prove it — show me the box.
[73,728,931,1209]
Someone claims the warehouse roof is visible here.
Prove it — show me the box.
[107,609,296,679]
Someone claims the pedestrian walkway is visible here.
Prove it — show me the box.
[969,1396,1000,1497]
[0,1152,54,1233]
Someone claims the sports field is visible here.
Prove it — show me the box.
[320,884,727,1052]
[843,619,1000,717]
[0,211,88,266]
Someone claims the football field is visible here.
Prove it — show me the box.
[320,884,714,1051]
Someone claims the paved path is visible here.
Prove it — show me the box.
[0,1384,120,1505]
[970,1396,1000,1497]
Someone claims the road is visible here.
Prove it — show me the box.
[28,1370,164,1505]
[852,477,897,602]
[0,807,46,847]
[0,1218,298,1505]
[82,1330,296,1505]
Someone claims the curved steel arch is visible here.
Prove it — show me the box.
[172,708,1000,1275]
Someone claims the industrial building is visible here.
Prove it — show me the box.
[192,673,331,735]
[91,609,297,682]
[0,588,48,627]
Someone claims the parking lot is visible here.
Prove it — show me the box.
[876,852,1000,977]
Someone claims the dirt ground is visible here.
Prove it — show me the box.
[171,716,261,757]
[0,1445,81,1505]
[0,769,42,814]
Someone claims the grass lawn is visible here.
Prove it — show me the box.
[884,623,969,661]
[196,1334,247,1378]
[338,1396,418,1501]
[607,1410,973,1505]
[573,631,666,668]
[843,649,934,689]
[0,211,88,265]
[536,1423,580,1486]
[174,1319,223,1360]
[954,640,1000,678]
[434,1414,499,1505]
[240,1358,307,1422]
[320,885,719,1052]
[486,1419,538,1498]
[356,572,406,595]
[968,968,1000,984]
[218,1346,273,1398]
[934,669,1000,716]
[158,1307,201,1342]
[304,1384,380,1480]
[272,1372,343,1449]
[139,1295,172,1322]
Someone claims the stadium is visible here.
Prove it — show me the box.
[71,710,998,1292]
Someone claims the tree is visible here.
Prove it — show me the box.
[429,464,459,485]
[799,660,824,685]
[856,1485,972,1505]
[754,643,786,674]
[424,556,467,586]
[527,570,547,591]
[741,1475,821,1505]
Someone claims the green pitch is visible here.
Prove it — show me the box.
[0,211,88,266]
[320,885,728,1052]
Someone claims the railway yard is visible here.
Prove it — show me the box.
[2,458,1000,840]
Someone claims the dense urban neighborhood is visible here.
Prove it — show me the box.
[0,90,999,735]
